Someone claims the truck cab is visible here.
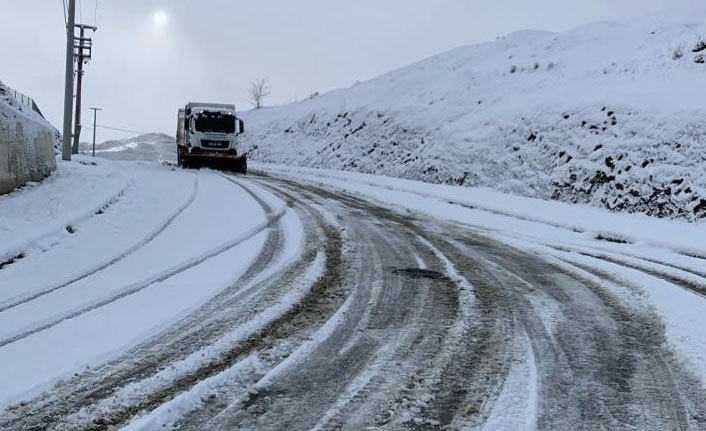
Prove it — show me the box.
[177,102,247,173]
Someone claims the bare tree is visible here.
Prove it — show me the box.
[249,78,270,109]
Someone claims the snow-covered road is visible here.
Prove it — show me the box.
[1,158,705,430]
[0,159,283,408]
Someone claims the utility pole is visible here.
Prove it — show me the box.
[72,24,97,155]
[62,0,76,161]
[90,107,102,157]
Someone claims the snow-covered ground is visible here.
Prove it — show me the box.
[254,162,706,386]
[0,157,291,408]
[240,11,706,221]
[1,157,705,428]
[4,10,706,427]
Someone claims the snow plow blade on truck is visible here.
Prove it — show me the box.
[176,102,247,174]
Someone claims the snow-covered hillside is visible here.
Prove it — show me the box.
[88,133,176,163]
[241,12,706,221]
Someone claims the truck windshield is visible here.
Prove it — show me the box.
[194,112,235,134]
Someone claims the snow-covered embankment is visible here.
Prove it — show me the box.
[0,80,57,194]
[241,12,706,221]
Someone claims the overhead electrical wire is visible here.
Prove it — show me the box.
[61,0,67,26]
[95,125,148,135]
[61,0,100,33]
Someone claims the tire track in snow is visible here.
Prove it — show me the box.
[191,176,706,431]
[537,242,706,300]
[59,193,337,430]
[0,176,286,351]
[0,176,134,267]
[0,173,200,314]
[5,174,706,430]
[481,228,706,303]
[0,176,340,431]
[198,177,468,431]
[89,251,328,431]
[308,235,481,431]
[481,331,539,431]
[442,231,704,430]
[218,173,278,217]
[257,181,706,430]
[535,253,706,429]
[121,244,333,431]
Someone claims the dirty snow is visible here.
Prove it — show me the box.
[255,162,706,388]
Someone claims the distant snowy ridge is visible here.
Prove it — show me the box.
[240,12,706,221]
[88,133,176,163]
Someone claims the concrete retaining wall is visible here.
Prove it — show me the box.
[0,122,56,195]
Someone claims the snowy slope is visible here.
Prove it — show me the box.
[88,133,177,163]
[240,12,706,221]
[0,80,58,144]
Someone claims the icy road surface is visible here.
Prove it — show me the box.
[1,158,706,430]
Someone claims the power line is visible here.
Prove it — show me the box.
[61,0,67,26]
[95,124,148,135]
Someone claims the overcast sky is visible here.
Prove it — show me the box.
[2,0,701,142]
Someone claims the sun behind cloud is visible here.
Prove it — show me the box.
[153,10,169,27]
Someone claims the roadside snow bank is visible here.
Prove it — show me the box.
[0,156,130,264]
[242,12,706,221]
[256,163,706,257]
[0,80,58,194]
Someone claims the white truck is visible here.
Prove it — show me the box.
[176,102,247,173]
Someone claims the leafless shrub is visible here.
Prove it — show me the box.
[249,78,270,109]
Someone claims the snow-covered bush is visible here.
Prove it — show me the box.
[692,39,706,53]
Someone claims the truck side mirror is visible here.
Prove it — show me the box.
[238,119,245,135]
